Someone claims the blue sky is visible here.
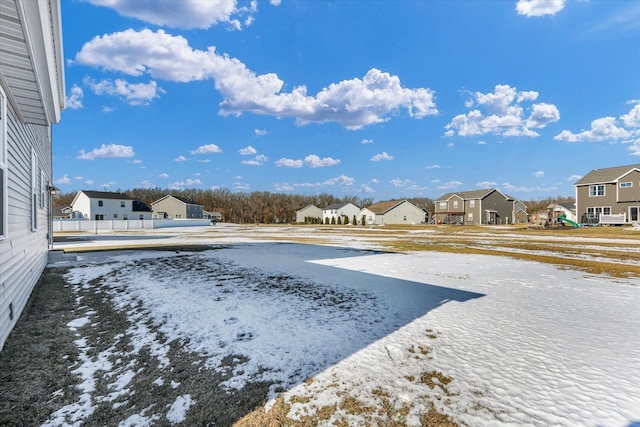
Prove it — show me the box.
[52,0,640,201]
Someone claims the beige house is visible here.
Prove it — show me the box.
[574,164,640,224]
[295,205,323,223]
[151,195,204,219]
[0,0,65,350]
[435,188,527,225]
[359,200,427,225]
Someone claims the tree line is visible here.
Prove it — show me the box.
[53,188,573,224]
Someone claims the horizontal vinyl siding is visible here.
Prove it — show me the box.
[0,96,51,351]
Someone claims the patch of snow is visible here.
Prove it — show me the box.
[166,395,194,424]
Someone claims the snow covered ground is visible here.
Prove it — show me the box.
[48,226,640,426]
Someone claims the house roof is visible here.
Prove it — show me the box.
[436,188,514,202]
[323,202,355,210]
[365,200,414,215]
[574,164,640,186]
[151,195,202,206]
[80,190,134,200]
[0,0,65,125]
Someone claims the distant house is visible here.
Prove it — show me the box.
[151,195,204,219]
[434,188,527,225]
[52,206,74,219]
[322,202,360,224]
[547,203,577,223]
[204,210,222,222]
[574,164,640,224]
[70,190,152,220]
[359,200,427,225]
[0,0,65,350]
[295,205,323,223]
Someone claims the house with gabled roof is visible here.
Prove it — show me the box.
[151,195,204,219]
[70,190,152,220]
[574,164,640,224]
[322,202,360,224]
[295,204,323,223]
[434,188,527,225]
[359,200,427,225]
[0,0,65,350]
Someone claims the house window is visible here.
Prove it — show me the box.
[40,170,46,208]
[439,202,447,210]
[468,213,473,221]
[620,182,632,188]
[121,201,125,207]
[31,149,37,231]
[469,200,475,208]
[0,84,7,238]
[98,200,103,207]
[587,207,611,218]
[589,185,605,197]
[453,201,459,209]
[630,207,639,222]
[113,214,118,219]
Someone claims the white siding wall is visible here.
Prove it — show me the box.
[0,96,52,350]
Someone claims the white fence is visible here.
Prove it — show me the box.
[599,214,626,225]
[54,218,211,232]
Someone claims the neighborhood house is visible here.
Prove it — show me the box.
[358,200,427,225]
[151,195,204,219]
[574,164,640,224]
[70,190,152,220]
[0,0,65,350]
[322,202,360,224]
[434,188,527,225]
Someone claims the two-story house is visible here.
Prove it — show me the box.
[70,190,152,220]
[151,195,204,219]
[322,202,360,224]
[0,0,65,350]
[574,164,640,224]
[435,188,527,225]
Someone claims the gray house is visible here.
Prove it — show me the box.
[0,0,65,350]
[151,195,204,219]
[358,200,427,225]
[70,190,152,220]
[435,188,527,225]
[574,164,640,224]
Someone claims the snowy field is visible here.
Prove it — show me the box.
[46,225,640,426]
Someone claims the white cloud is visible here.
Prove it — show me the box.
[370,152,394,162]
[159,173,169,178]
[78,143,135,160]
[304,154,340,168]
[65,85,84,109]
[254,128,268,136]
[84,77,164,105]
[533,170,544,178]
[84,0,253,30]
[516,0,566,17]
[621,104,640,128]
[476,181,498,188]
[567,174,582,181]
[85,180,95,186]
[369,178,380,184]
[445,84,559,138]
[169,178,202,189]
[275,158,303,168]
[628,139,640,156]
[174,155,187,162]
[361,185,375,193]
[275,155,339,168]
[102,106,114,113]
[425,164,441,170]
[239,145,257,155]
[54,174,72,185]
[554,117,631,142]
[74,29,437,130]
[273,183,294,192]
[191,144,222,154]
[438,181,463,190]
[390,178,414,188]
[241,154,268,165]
[361,138,373,144]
